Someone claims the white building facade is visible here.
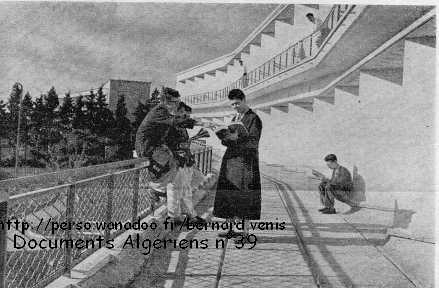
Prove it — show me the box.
[175,3,436,268]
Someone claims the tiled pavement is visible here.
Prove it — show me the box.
[128,165,417,288]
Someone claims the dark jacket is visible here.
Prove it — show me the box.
[135,104,194,157]
[328,165,353,191]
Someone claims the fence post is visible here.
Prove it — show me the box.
[64,184,75,276]
[105,174,114,243]
[205,148,209,174]
[310,36,313,55]
[201,149,206,174]
[209,148,213,173]
[132,169,140,223]
[196,152,201,171]
[205,148,210,174]
[0,194,9,288]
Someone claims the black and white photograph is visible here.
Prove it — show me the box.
[0,1,436,288]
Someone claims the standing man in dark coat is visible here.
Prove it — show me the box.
[213,89,262,239]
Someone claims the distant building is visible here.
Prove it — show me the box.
[65,79,151,121]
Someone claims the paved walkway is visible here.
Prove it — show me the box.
[128,165,417,288]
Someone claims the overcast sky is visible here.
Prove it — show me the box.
[0,2,276,100]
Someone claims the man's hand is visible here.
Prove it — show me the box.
[179,142,190,150]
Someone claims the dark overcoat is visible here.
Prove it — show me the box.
[213,109,262,220]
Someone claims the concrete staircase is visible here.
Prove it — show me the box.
[178,4,327,97]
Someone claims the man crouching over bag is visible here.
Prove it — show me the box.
[135,87,196,224]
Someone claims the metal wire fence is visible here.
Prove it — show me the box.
[0,148,213,288]
[183,4,354,105]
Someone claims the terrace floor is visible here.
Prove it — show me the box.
[128,164,420,288]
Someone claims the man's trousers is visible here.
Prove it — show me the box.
[147,159,179,218]
[319,182,351,208]
[174,166,197,217]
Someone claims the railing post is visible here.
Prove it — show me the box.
[210,148,213,173]
[310,36,313,55]
[201,149,206,174]
[292,46,296,64]
[206,149,210,174]
[299,41,305,60]
[0,196,9,288]
[105,174,114,243]
[331,8,335,29]
[197,152,202,171]
[206,148,210,174]
[337,4,341,21]
[132,169,140,223]
[64,183,75,277]
[205,148,208,174]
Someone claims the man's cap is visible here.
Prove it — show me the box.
[160,87,180,101]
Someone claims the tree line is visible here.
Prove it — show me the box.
[0,83,160,170]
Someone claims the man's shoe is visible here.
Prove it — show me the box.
[168,217,185,226]
[322,208,336,214]
[318,207,329,212]
[234,233,250,245]
[190,216,207,225]
[218,230,233,238]
[218,230,243,239]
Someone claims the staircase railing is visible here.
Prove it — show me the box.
[183,4,354,105]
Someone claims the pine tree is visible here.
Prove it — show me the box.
[0,100,7,161]
[112,95,132,160]
[45,87,59,121]
[6,83,23,147]
[0,100,8,140]
[20,92,33,161]
[29,95,46,164]
[95,87,114,138]
[85,89,97,133]
[72,96,86,130]
[59,92,74,130]
[43,87,62,146]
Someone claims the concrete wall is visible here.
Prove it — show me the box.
[202,37,435,240]
[253,38,435,239]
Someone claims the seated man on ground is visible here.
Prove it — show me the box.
[316,154,358,214]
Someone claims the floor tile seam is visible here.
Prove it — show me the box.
[219,274,315,277]
[261,174,323,288]
[334,214,420,287]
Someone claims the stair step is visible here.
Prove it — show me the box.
[406,36,435,48]
[336,85,359,96]
[361,68,403,86]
